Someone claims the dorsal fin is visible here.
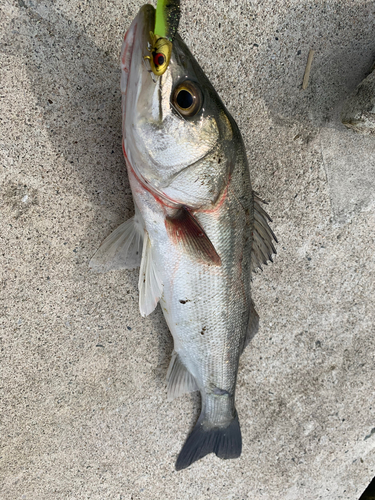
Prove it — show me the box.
[165,207,221,266]
[251,193,277,272]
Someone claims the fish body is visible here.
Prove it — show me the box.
[90,4,276,470]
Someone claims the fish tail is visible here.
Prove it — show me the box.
[175,397,241,470]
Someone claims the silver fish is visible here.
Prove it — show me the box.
[90,4,277,470]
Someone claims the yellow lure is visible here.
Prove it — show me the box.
[145,0,180,76]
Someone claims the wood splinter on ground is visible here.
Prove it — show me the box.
[302,49,315,89]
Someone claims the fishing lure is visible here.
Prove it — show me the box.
[145,0,181,76]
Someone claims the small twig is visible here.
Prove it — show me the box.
[302,49,315,90]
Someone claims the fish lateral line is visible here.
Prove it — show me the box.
[165,207,221,266]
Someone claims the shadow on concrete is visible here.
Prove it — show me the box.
[1,1,128,208]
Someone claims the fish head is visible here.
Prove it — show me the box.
[121,5,237,204]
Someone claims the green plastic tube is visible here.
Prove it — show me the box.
[154,0,181,41]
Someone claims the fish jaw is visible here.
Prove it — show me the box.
[120,5,155,96]
[121,5,155,134]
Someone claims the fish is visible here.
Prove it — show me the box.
[90,4,277,470]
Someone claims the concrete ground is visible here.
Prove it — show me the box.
[1,0,375,498]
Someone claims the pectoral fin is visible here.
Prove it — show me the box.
[89,205,144,272]
[165,208,221,266]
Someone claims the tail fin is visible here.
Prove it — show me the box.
[175,412,242,471]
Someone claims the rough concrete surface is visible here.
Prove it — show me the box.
[1,0,375,499]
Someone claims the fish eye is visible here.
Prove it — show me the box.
[176,90,193,109]
[172,81,203,118]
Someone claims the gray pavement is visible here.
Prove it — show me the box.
[1,1,375,499]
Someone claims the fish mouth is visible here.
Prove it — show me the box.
[121,5,156,188]
[120,5,155,108]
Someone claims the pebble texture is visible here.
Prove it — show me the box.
[1,1,375,499]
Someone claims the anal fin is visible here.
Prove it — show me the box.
[166,351,198,401]
[165,208,221,266]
